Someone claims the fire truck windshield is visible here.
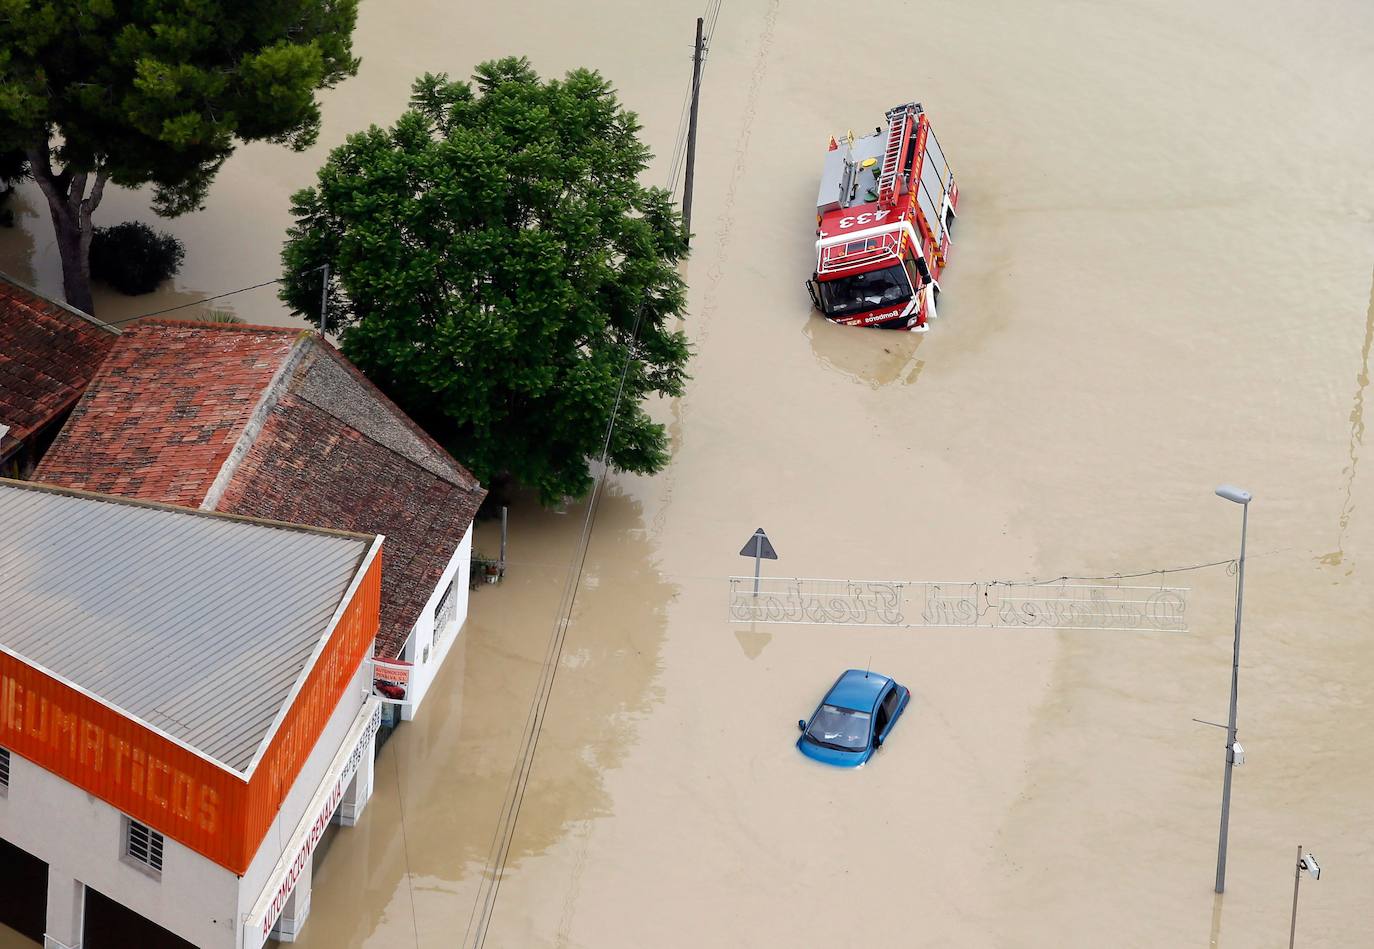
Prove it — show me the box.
[816,265,912,317]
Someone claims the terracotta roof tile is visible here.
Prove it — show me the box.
[0,275,117,458]
[36,320,301,504]
[37,320,485,658]
[218,394,483,657]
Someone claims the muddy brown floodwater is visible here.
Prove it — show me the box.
[4,1,1373,947]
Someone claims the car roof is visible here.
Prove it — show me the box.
[826,669,893,711]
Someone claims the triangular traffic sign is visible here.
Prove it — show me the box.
[738,528,778,560]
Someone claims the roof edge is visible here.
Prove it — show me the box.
[241,534,385,780]
[134,318,311,337]
[6,477,376,545]
[1,388,86,449]
[306,336,485,493]
[200,333,314,511]
[0,643,249,781]
[0,270,121,336]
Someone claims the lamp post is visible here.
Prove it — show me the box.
[1289,845,1321,949]
[1213,484,1251,894]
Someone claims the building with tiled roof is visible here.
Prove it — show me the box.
[37,320,486,719]
[0,273,118,477]
[0,478,385,947]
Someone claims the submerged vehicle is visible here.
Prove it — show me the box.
[797,669,911,767]
[807,102,959,331]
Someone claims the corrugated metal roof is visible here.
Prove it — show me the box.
[0,480,373,772]
[37,322,485,660]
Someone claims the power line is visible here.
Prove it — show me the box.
[106,10,719,335]
[465,309,646,949]
[390,740,422,948]
[99,263,332,329]
[100,277,287,327]
[463,7,721,945]
[992,557,1243,587]
[666,0,721,198]
[479,545,1302,587]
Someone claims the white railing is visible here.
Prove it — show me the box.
[728,576,1189,632]
[818,232,900,274]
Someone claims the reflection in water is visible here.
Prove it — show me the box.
[733,622,772,659]
[0,184,247,326]
[0,190,39,287]
[1208,891,1224,947]
[1318,266,1374,573]
[285,487,674,948]
[804,314,926,388]
[0,923,35,949]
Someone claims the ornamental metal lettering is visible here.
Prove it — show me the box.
[250,702,381,947]
[728,577,1188,632]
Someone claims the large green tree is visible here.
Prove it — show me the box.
[0,1,360,313]
[280,58,691,505]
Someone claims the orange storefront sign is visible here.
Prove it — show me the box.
[242,550,381,864]
[0,549,381,874]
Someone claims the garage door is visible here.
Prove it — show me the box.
[0,836,48,941]
[83,887,197,949]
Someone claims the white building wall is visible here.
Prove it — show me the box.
[0,750,239,948]
[400,524,472,720]
[237,659,371,923]
[0,656,374,949]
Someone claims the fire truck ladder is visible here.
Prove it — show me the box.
[877,103,918,209]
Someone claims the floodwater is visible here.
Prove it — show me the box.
[3,0,1373,946]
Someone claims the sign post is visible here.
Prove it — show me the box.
[738,528,778,596]
[1289,845,1321,949]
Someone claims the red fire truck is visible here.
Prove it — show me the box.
[807,102,958,331]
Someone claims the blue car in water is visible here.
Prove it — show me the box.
[797,670,911,766]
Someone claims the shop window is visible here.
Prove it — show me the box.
[123,818,163,877]
[0,747,9,794]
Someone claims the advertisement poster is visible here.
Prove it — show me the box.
[371,658,414,706]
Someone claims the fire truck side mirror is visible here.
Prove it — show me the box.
[805,279,820,310]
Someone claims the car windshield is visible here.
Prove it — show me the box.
[804,705,872,751]
[817,264,912,317]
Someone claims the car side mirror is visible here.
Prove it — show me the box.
[798,719,807,733]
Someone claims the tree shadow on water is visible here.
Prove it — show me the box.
[282,484,674,947]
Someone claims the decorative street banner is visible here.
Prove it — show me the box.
[728,577,1188,632]
[370,658,414,706]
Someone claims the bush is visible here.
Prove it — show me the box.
[90,221,185,295]
[193,310,243,324]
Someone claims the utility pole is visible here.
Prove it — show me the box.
[1213,484,1251,893]
[499,505,509,580]
[682,16,705,243]
[1289,846,1321,949]
[1289,844,1303,949]
[318,262,330,335]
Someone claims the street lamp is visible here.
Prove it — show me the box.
[1289,845,1321,949]
[1213,484,1251,894]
